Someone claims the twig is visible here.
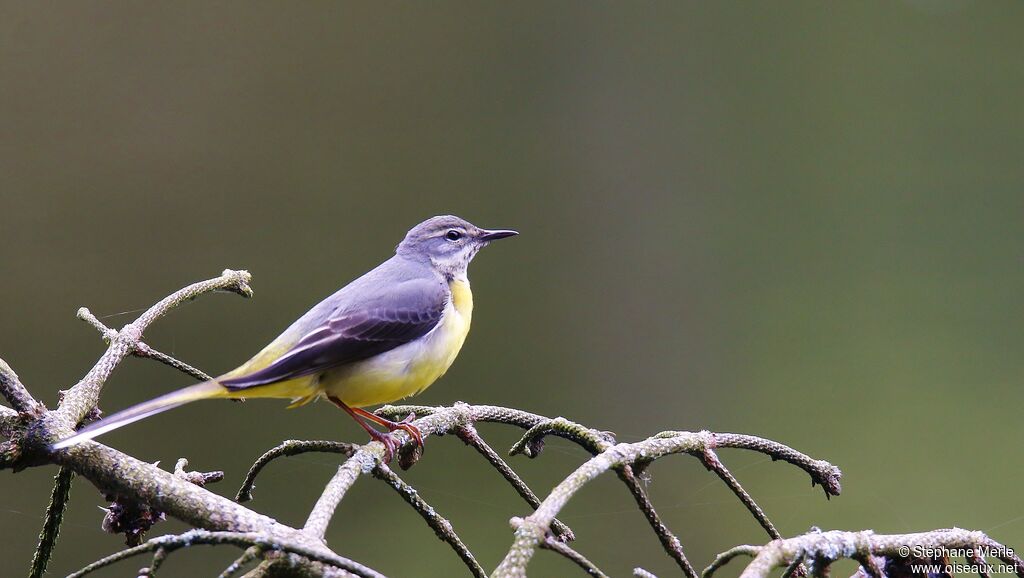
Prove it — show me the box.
[307,402,563,540]
[0,356,43,414]
[67,529,384,578]
[706,433,842,498]
[28,466,74,578]
[0,271,375,577]
[696,442,780,540]
[850,553,883,578]
[508,416,613,457]
[634,569,660,578]
[782,554,805,578]
[493,430,840,577]
[173,457,225,487]
[617,465,698,578]
[52,269,251,430]
[218,545,264,578]
[236,440,357,502]
[303,450,376,538]
[4,265,851,578]
[702,544,761,578]
[77,308,213,382]
[139,546,168,576]
[537,532,609,577]
[304,403,476,538]
[714,529,1024,578]
[457,424,574,542]
[0,403,18,432]
[969,550,993,578]
[372,462,486,578]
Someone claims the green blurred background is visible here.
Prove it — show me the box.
[2,2,1022,576]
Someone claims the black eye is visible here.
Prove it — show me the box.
[445,229,462,241]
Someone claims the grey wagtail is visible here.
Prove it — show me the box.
[53,215,517,459]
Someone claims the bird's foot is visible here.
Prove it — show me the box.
[381,413,423,450]
[364,428,402,463]
[363,414,422,463]
[328,397,425,464]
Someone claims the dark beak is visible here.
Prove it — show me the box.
[480,229,519,241]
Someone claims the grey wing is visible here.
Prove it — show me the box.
[220,277,448,390]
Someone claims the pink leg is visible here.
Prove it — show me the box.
[327,396,423,462]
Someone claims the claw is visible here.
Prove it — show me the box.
[364,428,400,463]
[328,397,425,463]
[390,415,423,450]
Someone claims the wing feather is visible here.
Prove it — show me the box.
[220,277,447,390]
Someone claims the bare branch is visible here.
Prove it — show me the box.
[0,356,43,414]
[28,466,75,578]
[493,430,840,577]
[0,261,850,578]
[457,424,574,542]
[305,403,477,538]
[707,433,842,498]
[634,568,660,578]
[138,545,169,576]
[303,449,375,538]
[53,269,251,429]
[508,416,614,457]
[66,529,384,578]
[77,308,214,382]
[697,445,780,540]
[173,457,225,487]
[712,529,1024,578]
[218,545,264,578]
[0,403,18,430]
[237,440,357,503]
[372,462,486,578]
[703,544,761,578]
[306,403,576,540]
[536,530,609,577]
[617,465,698,578]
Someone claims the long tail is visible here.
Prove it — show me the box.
[50,381,228,450]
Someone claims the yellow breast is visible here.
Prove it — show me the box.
[321,278,473,407]
[449,277,474,323]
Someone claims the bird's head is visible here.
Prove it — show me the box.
[396,215,518,279]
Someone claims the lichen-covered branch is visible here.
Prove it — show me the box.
[0,269,853,578]
[536,530,608,577]
[219,545,265,578]
[617,465,698,578]
[492,430,841,578]
[303,403,474,539]
[0,357,43,415]
[237,440,358,503]
[703,544,762,578]
[66,529,383,578]
[707,529,1024,578]
[48,269,251,433]
[697,446,780,539]
[0,271,375,578]
[372,462,486,578]
[303,449,378,538]
[507,416,614,457]
[0,403,18,431]
[456,423,575,542]
[703,433,842,497]
[28,466,74,578]
[77,307,214,382]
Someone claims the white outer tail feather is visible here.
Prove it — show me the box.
[50,381,223,450]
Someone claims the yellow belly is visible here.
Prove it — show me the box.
[319,278,473,407]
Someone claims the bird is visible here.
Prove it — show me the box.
[52,215,518,460]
